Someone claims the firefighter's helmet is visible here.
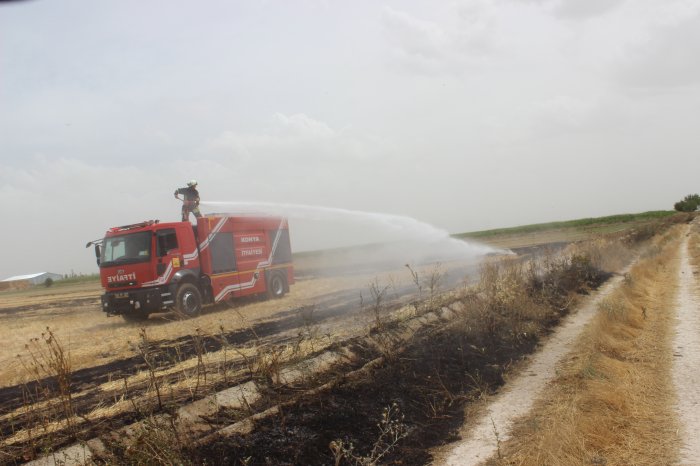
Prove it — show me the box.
[187,179,198,187]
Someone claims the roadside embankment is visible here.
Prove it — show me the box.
[477,225,684,465]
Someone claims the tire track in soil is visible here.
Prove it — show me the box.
[672,233,700,464]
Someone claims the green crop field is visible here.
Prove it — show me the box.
[455,210,677,239]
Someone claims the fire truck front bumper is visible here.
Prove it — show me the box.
[101,287,173,316]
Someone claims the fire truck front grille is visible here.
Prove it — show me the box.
[108,281,138,288]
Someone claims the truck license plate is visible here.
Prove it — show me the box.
[115,292,129,299]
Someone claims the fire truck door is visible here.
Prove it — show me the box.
[155,228,181,278]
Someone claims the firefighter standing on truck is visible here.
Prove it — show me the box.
[174,180,202,221]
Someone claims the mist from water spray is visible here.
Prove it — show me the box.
[200,201,508,262]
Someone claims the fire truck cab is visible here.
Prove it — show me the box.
[91,215,294,321]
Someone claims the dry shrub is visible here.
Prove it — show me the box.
[466,261,543,342]
[460,248,609,351]
[14,327,78,457]
[579,238,634,275]
[495,227,682,466]
[404,262,446,315]
[527,251,608,309]
[330,402,409,466]
[362,278,392,332]
[621,212,694,246]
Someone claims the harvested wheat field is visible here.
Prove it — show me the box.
[0,213,696,465]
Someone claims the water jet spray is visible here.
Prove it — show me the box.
[199,201,511,262]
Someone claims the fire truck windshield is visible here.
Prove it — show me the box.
[100,232,152,267]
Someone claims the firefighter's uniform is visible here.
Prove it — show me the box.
[174,185,201,221]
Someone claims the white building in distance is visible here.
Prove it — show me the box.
[1,272,64,286]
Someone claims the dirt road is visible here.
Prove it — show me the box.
[673,233,700,464]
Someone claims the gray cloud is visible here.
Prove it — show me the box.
[1,0,700,278]
[530,95,598,133]
[514,0,627,19]
[381,3,497,75]
[202,113,386,167]
[616,11,700,90]
[552,0,627,20]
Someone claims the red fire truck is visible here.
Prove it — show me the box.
[87,215,294,321]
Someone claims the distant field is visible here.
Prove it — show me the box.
[454,210,685,250]
[0,274,100,301]
[457,210,676,238]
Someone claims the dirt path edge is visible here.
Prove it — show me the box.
[672,233,700,464]
[436,268,631,465]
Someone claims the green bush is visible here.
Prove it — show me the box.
[674,193,700,212]
[44,277,54,288]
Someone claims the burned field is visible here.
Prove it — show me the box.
[181,251,610,466]
[0,215,687,465]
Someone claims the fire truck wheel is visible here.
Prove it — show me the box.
[267,272,286,299]
[176,283,202,317]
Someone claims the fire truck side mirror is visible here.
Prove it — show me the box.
[94,244,101,266]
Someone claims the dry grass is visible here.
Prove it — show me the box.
[1,256,484,462]
[688,221,700,280]
[0,257,484,388]
[492,227,684,466]
[0,322,335,450]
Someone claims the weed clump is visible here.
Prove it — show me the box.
[462,252,607,350]
[330,402,409,466]
[14,328,75,449]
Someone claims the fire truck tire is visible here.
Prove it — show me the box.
[267,272,286,299]
[175,283,202,317]
[122,311,149,322]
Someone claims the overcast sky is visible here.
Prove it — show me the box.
[1,0,699,278]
